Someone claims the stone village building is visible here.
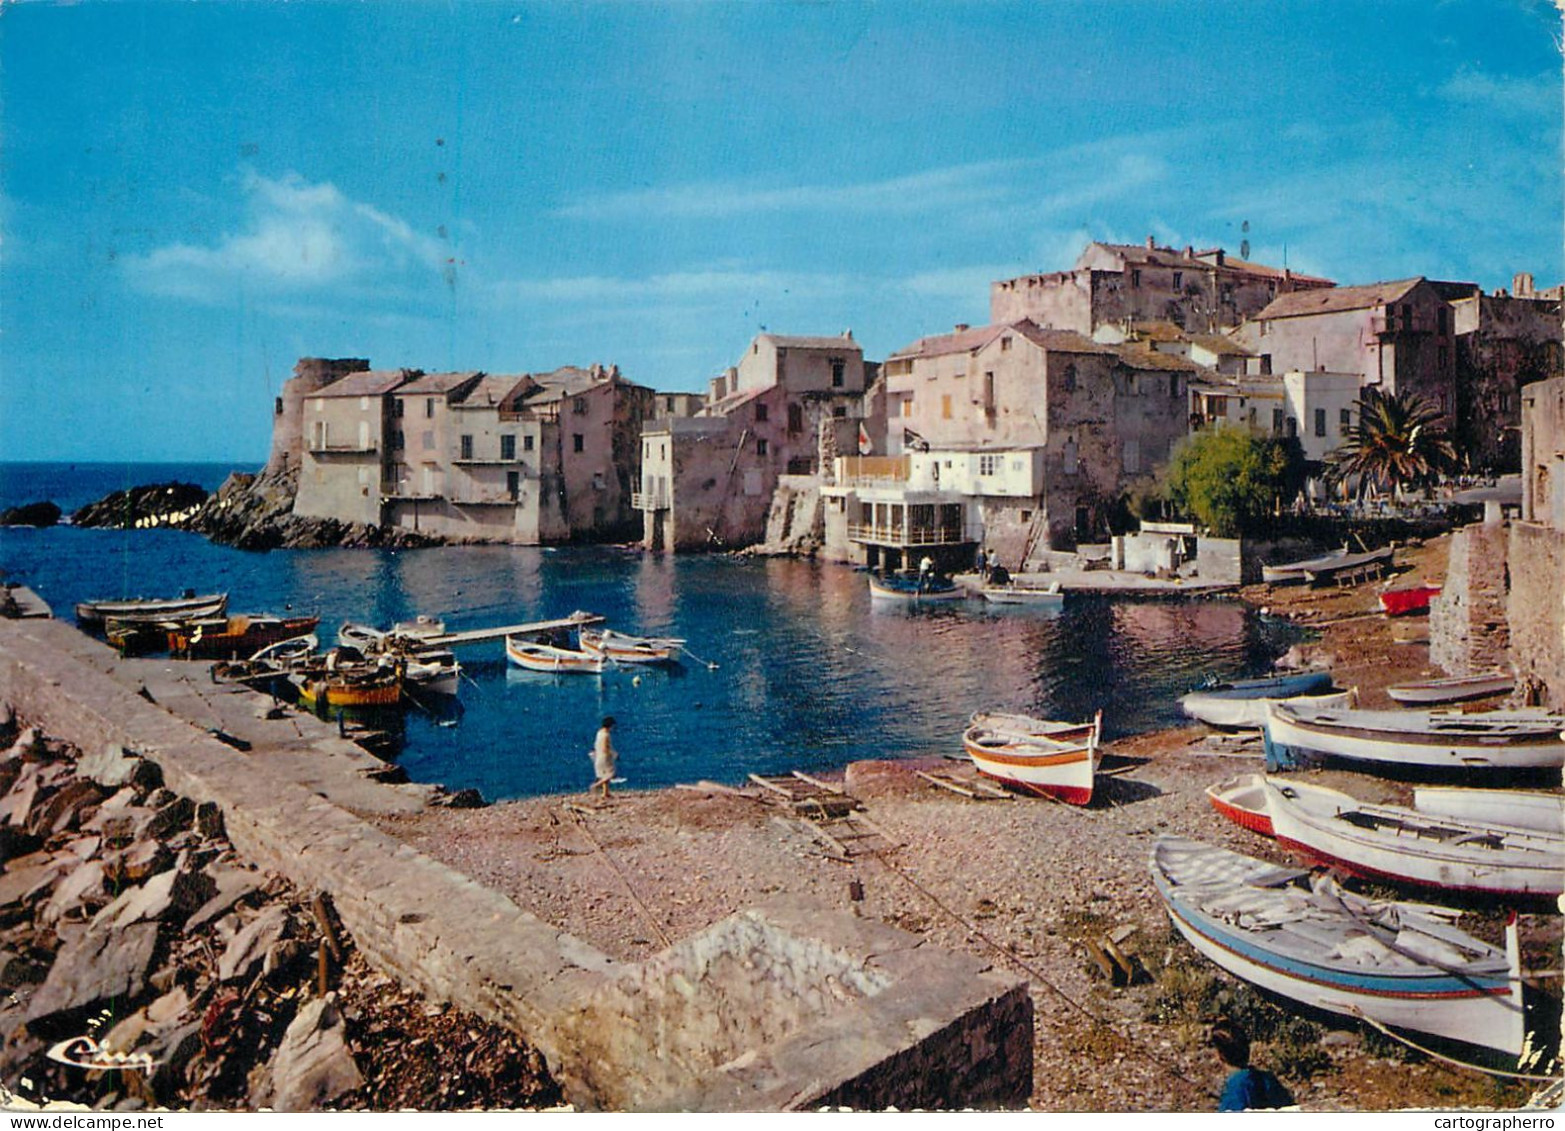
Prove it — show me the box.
[282,358,655,544]
[817,320,1198,572]
[635,333,877,552]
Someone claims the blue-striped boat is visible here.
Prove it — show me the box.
[1190,670,1333,700]
[1151,836,1526,1059]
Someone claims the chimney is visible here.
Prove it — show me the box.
[1513,272,1535,297]
[954,323,970,332]
[1184,246,1194,258]
[842,328,854,339]
[1146,235,1156,250]
[1214,249,1225,266]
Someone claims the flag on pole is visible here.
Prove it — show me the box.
[903,427,930,453]
[857,422,872,456]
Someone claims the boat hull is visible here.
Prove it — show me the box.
[294,672,402,709]
[1411,787,1565,836]
[1380,585,1441,617]
[1263,705,1565,773]
[580,629,681,665]
[980,585,1063,608]
[1386,674,1514,706]
[78,593,228,628]
[868,576,964,603]
[1264,779,1565,899]
[1205,775,1275,837]
[1182,689,1354,729]
[505,636,605,674]
[1152,837,1525,1058]
[1192,671,1334,700]
[963,712,1101,804]
[170,615,321,661]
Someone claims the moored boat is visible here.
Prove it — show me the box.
[1181,688,1355,730]
[962,710,1102,804]
[980,581,1063,608]
[580,627,684,665]
[868,572,964,603]
[1204,774,1275,837]
[1262,777,1565,899]
[1262,546,1393,586]
[402,649,462,696]
[1380,584,1441,617]
[1151,835,1526,1059]
[1262,703,1565,774]
[1189,670,1334,700]
[504,635,606,674]
[1301,545,1395,585]
[292,654,403,709]
[77,592,228,629]
[1386,672,1514,706]
[1410,787,1565,837]
[169,614,321,661]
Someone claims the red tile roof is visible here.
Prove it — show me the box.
[1253,278,1426,321]
[889,320,1111,361]
[314,370,413,398]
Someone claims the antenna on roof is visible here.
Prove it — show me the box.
[1240,220,1250,261]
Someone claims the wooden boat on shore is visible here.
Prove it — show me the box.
[77,592,227,629]
[980,581,1063,608]
[1262,703,1565,773]
[1386,672,1514,706]
[1190,670,1334,701]
[505,635,606,674]
[580,627,684,665]
[868,572,964,603]
[1181,687,1355,730]
[1205,774,1275,837]
[962,710,1102,804]
[1151,835,1526,1059]
[1262,546,1393,586]
[1263,777,1565,899]
[1380,584,1441,617]
[169,614,321,661]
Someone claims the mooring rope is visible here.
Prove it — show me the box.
[565,805,674,949]
[1347,1007,1560,1083]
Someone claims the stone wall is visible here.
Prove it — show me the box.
[1508,522,1565,708]
[0,619,1031,1111]
[1429,521,1512,677]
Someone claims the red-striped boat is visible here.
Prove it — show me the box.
[962,710,1103,804]
[1205,774,1274,837]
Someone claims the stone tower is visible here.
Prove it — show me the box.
[266,357,371,476]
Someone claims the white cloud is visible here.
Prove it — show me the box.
[123,171,449,303]
[1438,67,1560,117]
[492,267,859,306]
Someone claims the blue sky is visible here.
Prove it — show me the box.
[3,0,1561,463]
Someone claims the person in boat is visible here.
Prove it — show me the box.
[1210,1019,1294,1112]
[590,716,618,801]
[918,555,935,590]
[975,546,988,581]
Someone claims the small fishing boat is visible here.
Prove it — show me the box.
[1412,787,1565,836]
[868,572,964,603]
[1380,584,1442,617]
[402,649,462,696]
[1386,672,1514,706]
[292,650,403,709]
[1262,777,1565,899]
[77,592,228,629]
[580,627,684,665]
[1151,835,1526,1059]
[210,633,319,690]
[1262,703,1565,773]
[169,614,321,661]
[1204,774,1275,837]
[962,710,1102,804]
[1189,670,1334,700]
[1182,687,1355,730]
[251,634,319,666]
[980,581,1064,608]
[505,635,606,674]
[1262,546,1393,586]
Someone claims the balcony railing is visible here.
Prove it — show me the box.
[451,495,520,507]
[307,443,379,456]
[632,490,670,511]
[835,455,911,487]
[846,522,966,547]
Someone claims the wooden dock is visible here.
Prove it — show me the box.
[420,611,604,649]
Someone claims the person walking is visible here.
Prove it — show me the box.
[590,716,618,801]
[1210,1019,1295,1111]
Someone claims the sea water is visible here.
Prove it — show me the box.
[0,462,1300,801]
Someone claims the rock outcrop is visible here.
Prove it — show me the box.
[0,502,61,528]
[72,483,208,529]
[179,468,443,551]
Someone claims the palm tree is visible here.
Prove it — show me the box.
[1326,387,1456,501]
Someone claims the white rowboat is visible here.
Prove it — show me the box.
[1263,703,1565,773]
[505,636,605,674]
[580,627,684,665]
[1386,672,1515,706]
[1181,688,1356,730]
[962,710,1102,804]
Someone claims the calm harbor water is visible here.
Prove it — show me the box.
[0,462,1299,801]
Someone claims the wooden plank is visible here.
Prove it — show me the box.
[917,770,978,798]
[792,771,845,794]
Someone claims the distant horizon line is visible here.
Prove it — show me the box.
[0,458,264,467]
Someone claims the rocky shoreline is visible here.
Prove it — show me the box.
[0,711,561,1112]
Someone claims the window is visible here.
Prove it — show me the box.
[941,394,952,420]
[1340,408,1352,429]
[665,396,676,411]
[573,434,584,453]
[1314,409,1326,438]
[830,359,845,387]
[425,399,435,419]
[1131,269,1141,288]
[788,403,803,433]
[1437,308,1449,335]
[1063,437,1078,475]
[755,402,769,423]
[523,434,534,452]
[902,399,914,417]
[1062,364,1077,393]
[422,430,435,450]
[832,406,847,418]
[1285,416,1297,438]
[501,434,516,460]
[393,399,404,417]
[982,371,996,414]
[507,471,520,500]
[1020,510,1032,523]
[1123,439,1140,473]
[979,454,999,476]
[1272,409,1284,433]
[573,397,588,415]
[460,434,474,460]
[1438,345,1449,369]
[1172,271,1183,290]
[1000,337,1012,351]
[393,430,404,451]
[756,438,769,456]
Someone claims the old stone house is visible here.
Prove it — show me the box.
[989,238,1334,336]
[637,333,873,551]
[292,369,418,526]
[1188,370,1360,466]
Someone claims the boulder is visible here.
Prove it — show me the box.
[0,946,50,989]
[24,919,161,1036]
[252,994,364,1111]
[76,745,162,792]
[97,860,216,930]
[103,839,173,887]
[103,986,192,1057]
[0,502,62,528]
[186,866,262,932]
[0,852,75,911]
[41,859,108,926]
[26,779,107,838]
[218,904,290,983]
